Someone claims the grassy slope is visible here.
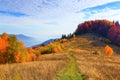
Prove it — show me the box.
[0,33,120,80]
[62,33,120,80]
[0,54,68,80]
[74,52,120,80]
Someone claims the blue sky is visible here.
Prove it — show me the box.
[0,0,120,41]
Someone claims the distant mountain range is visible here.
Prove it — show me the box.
[16,34,33,40]
[32,38,59,48]
[15,34,41,47]
[16,34,58,48]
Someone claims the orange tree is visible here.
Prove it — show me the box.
[104,45,113,56]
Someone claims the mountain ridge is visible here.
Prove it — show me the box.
[10,34,41,47]
[32,38,59,48]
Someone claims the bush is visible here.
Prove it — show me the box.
[92,51,101,55]
[105,45,113,56]
[34,41,64,54]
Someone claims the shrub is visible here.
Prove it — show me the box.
[92,51,101,55]
[34,41,64,54]
[105,45,113,56]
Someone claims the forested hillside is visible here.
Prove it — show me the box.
[75,20,120,46]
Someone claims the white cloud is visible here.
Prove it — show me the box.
[88,9,120,22]
[0,0,120,40]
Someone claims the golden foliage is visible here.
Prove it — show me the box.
[53,47,59,53]
[28,47,34,53]
[20,41,24,48]
[34,40,64,55]
[14,52,21,63]
[1,33,9,40]
[62,38,67,42]
[27,47,36,61]
[0,33,37,63]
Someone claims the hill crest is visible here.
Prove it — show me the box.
[74,20,120,46]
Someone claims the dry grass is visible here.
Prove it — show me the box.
[40,53,68,61]
[63,33,120,80]
[64,33,120,54]
[73,53,120,80]
[0,33,120,80]
[0,53,67,80]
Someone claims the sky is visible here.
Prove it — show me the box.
[0,0,120,41]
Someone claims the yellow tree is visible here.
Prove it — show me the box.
[28,47,36,61]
